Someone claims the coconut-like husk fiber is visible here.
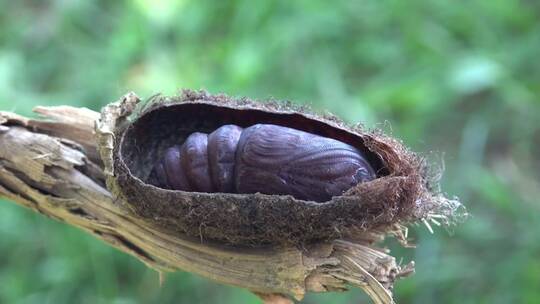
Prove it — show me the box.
[105,90,461,246]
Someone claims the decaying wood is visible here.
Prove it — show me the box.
[0,96,413,303]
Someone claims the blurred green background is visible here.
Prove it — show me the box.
[0,0,539,303]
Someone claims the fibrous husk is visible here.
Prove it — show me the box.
[100,90,461,246]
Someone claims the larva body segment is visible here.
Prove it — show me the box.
[207,125,243,193]
[151,123,376,202]
[181,132,213,192]
[162,146,190,191]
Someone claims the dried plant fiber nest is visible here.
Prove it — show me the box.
[100,90,460,246]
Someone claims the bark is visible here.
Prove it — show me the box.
[0,98,413,303]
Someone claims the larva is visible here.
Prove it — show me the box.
[150,124,375,202]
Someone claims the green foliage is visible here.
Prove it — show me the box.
[1,0,539,303]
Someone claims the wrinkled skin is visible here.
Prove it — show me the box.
[150,124,376,202]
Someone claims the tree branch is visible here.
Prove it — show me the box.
[0,103,411,303]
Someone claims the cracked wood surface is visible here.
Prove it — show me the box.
[0,102,408,303]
